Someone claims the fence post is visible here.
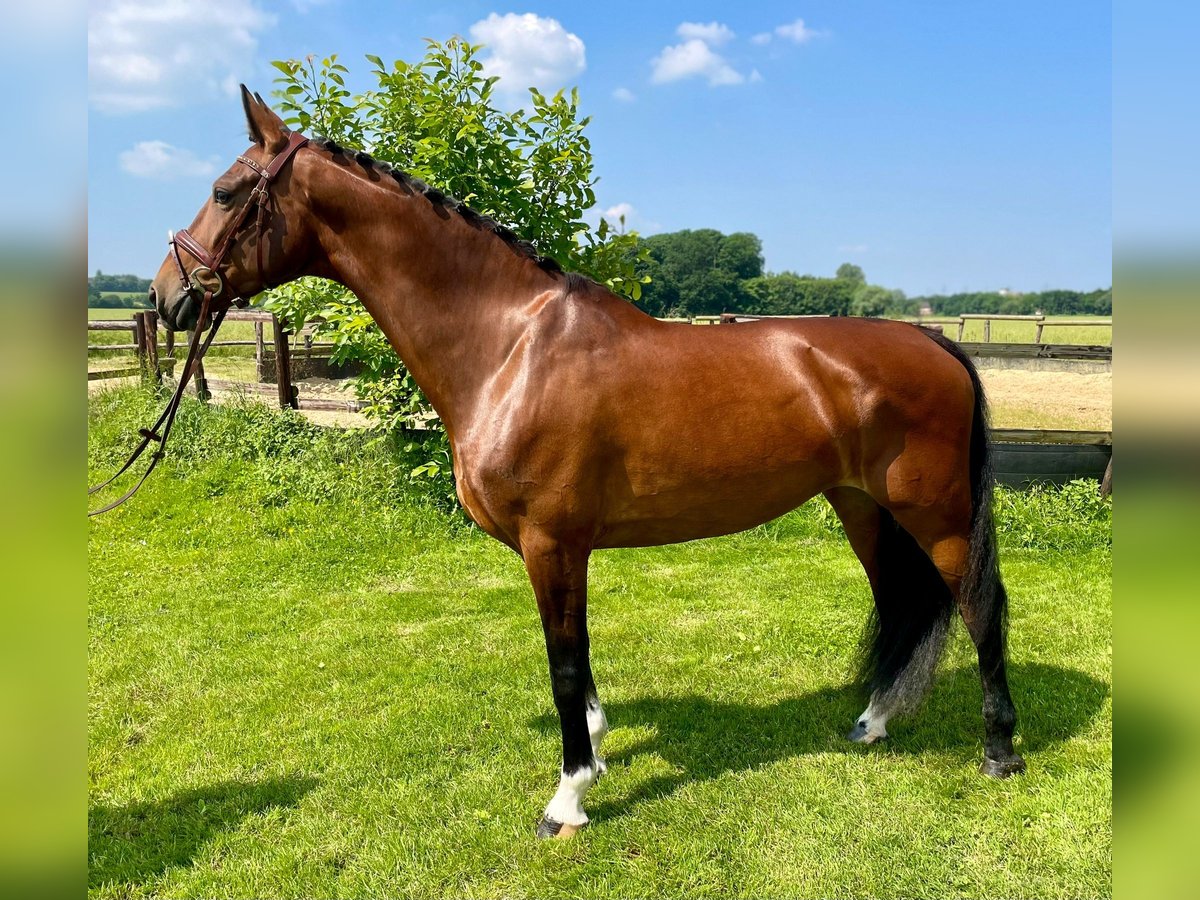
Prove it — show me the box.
[133,312,147,380]
[142,310,161,383]
[185,330,210,402]
[1035,319,1045,343]
[254,320,265,381]
[272,314,299,409]
[956,318,965,341]
[983,318,991,343]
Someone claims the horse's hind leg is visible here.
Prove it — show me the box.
[825,487,954,743]
[891,509,1025,777]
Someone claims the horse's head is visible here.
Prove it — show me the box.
[150,86,315,331]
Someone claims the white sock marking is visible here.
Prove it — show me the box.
[544,763,598,826]
[856,702,889,741]
[587,703,609,773]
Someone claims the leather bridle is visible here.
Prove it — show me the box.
[168,130,310,310]
[88,130,310,517]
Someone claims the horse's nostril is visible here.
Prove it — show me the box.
[147,286,158,309]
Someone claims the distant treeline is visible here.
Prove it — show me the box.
[631,228,1111,319]
[88,271,152,308]
[914,288,1112,316]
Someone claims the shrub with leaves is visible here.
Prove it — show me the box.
[259,43,648,499]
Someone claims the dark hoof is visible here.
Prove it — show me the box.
[980,754,1027,778]
[847,721,884,745]
[536,816,583,840]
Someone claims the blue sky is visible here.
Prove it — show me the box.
[88,1,1111,295]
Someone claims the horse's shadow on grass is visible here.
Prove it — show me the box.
[533,662,1107,822]
[88,775,317,890]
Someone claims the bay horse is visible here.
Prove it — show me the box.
[147,88,1024,839]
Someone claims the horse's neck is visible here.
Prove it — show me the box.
[306,164,560,432]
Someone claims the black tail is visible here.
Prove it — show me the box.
[855,508,954,713]
[855,329,1007,711]
[923,330,1008,667]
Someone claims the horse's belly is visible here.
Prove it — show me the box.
[594,463,833,549]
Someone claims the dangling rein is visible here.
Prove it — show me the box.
[88,132,309,517]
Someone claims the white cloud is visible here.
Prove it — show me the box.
[612,87,636,103]
[676,21,734,46]
[119,141,217,180]
[775,18,818,44]
[89,0,274,114]
[469,13,586,98]
[749,69,763,83]
[651,39,745,86]
[604,202,636,221]
[752,18,823,46]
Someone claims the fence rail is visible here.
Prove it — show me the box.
[951,313,1112,342]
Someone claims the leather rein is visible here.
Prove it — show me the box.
[88,131,309,517]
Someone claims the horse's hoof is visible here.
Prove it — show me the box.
[980,753,1027,778]
[847,720,884,744]
[595,755,608,776]
[536,816,584,840]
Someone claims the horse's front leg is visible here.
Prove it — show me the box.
[521,532,603,839]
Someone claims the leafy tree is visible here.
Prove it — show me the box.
[836,262,866,285]
[744,273,856,316]
[637,229,762,316]
[850,283,892,317]
[260,42,650,477]
[716,233,765,281]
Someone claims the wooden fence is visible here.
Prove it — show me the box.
[952,313,1112,343]
[87,309,357,412]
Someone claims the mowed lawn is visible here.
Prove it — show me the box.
[88,392,1111,899]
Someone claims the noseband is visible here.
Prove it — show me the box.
[89,131,310,517]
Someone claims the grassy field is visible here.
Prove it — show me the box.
[88,389,1112,899]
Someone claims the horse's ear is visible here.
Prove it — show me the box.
[240,84,287,152]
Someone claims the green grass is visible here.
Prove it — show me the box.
[88,389,1111,900]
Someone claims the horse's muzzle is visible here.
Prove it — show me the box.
[158,289,207,333]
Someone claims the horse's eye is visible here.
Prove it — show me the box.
[214,188,232,205]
